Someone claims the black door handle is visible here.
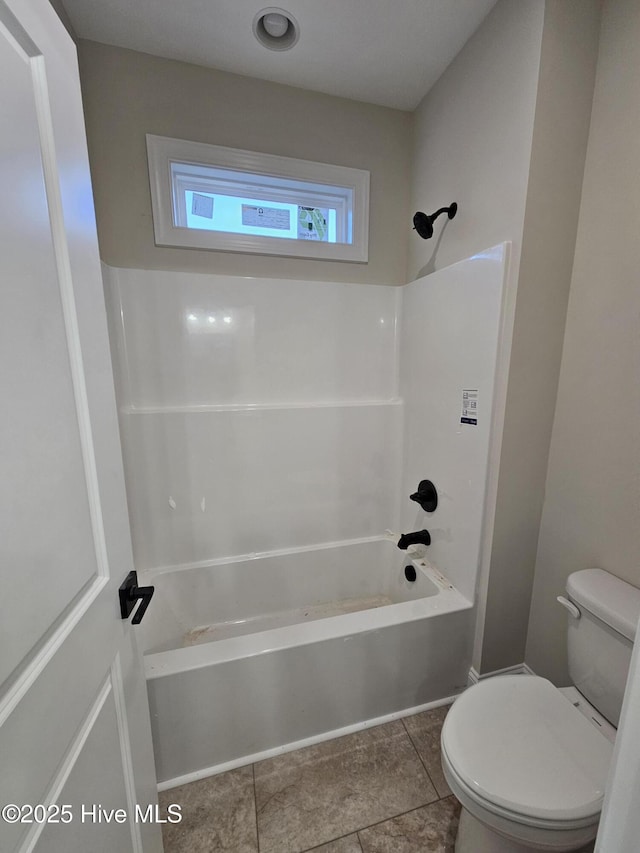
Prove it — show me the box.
[119,571,155,625]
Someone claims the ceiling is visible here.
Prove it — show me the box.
[60,0,499,111]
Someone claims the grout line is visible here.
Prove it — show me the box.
[249,718,453,853]
[400,716,443,800]
[300,828,364,852]
[296,794,456,852]
[170,726,457,853]
[356,795,458,837]
[252,763,261,853]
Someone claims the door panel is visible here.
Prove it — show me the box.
[1,602,116,850]
[0,2,98,687]
[0,2,162,851]
[32,675,133,853]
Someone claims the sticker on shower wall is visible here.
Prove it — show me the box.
[461,389,478,425]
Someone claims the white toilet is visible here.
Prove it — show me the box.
[441,568,640,852]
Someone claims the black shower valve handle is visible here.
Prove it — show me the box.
[410,480,438,513]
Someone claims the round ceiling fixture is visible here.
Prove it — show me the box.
[253,7,300,51]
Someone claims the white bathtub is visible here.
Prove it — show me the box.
[139,537,473,789]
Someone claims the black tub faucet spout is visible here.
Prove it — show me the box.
[397,530,431,550]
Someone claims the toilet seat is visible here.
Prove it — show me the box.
[441,742,598,832]
[441,676,613,825]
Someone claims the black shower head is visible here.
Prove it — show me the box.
[413,202,458,239]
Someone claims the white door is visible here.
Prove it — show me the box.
[595,614,640,851]
[0,1,163,851]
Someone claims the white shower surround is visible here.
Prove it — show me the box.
[103,243,510,785]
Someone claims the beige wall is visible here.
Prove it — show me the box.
[525,0,640,685]
[479,0,601,673]
[77,41,412,285]
[409,0,600,673]
[408,0,544,283]
[409,1,543,674]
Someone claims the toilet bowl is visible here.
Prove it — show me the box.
[441,569,640,853]
[441,675,611,852]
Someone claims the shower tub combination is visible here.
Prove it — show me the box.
[139,537,473,788]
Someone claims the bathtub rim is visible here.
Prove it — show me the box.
[144,553,472,679]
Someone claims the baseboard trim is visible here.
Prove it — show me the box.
[468,662,535,686]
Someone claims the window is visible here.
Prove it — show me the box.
[146,135,370,262]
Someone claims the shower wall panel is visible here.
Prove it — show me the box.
[103,266,402,571]
[399,244,509,601]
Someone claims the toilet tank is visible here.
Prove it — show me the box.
[566,569,640,727]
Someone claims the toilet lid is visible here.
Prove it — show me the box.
[442,676,613,823]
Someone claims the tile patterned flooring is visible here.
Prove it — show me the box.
[159,704,459,853]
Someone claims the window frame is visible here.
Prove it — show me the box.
[146,134,370,262]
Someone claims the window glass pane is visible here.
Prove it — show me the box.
[183,190,339,242]
[147,135,369,261]
[174,164,346,244]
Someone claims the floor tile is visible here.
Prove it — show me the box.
[403,705,451,798]
[358,797,460,853]
[305,834,363,852]
[158,766,258,853]
[254,720,438,853]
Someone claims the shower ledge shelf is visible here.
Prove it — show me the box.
[121,399,402,414]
